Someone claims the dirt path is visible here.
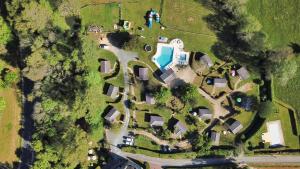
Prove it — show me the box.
[133,130,192,149]
[0,88,21,163]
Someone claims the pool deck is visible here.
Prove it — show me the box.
[152,42,190,71]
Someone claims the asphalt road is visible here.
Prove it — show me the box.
[118,151,300,167]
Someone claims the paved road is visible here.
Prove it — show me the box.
[117,150,300,167]
[18,76,35,169]
[105,45,138,146]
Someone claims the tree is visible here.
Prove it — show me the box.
[23,48,50,81]
[258,101,276,118]
[179,83,198,105]
[185,130,211,155]
[271,59,298,86]
[15,0,53,33]
[3,71,19,87]
[0,16,11,54]
[154,87,172,104]
[58,0,80,17]
[123,35,142,51]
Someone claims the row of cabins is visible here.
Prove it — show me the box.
[150,115,187,138]
[200,54,250,80]
[209,119,243,146]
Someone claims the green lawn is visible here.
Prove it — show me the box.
[80,3,119,31]
[82,37,126,140]
[247,0,300,121]
[246,103,300,151]
[121,0,218,69]
[135,105,173,129]
[273,57,300,113]
[134,135,160,150]
[122,146,197,159]
[247,0,300,48]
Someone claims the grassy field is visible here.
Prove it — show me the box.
[273,57,300,113]
[0,88,21,163]
[246,103,299,151]
[134,135,160,150]
[247,0,300,119]
[80,3,119,31]
[82,36,126,140]
[121,0,217,69]
[247,0,300,48]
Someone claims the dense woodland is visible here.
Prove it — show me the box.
[1,0,104,168]
[0,0,298,168]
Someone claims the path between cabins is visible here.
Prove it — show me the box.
[196,82,253,119]
[133,130,191,149]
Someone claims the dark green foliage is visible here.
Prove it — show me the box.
[185,130,212,156]
[0,16,11,54]
[177,83,198,105]
[154,87,172,104]
[257,101,276,118]
[0,0,107,168]
[123,35,142,51]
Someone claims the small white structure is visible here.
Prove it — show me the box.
[262,120,285,147]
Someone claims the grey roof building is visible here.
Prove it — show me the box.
[214,78,227,88]
[106,84,119,98]
[200,54,213,68]
[174,121,187,137]
[150,116,164,127]
[225,120,243,134]
[145,94,155,105]
[138,67,148,81]
[101,60,111,73]
[210,131,220,146]
[198,108,212,120]
[237,67,250,80]
[160,69,176,84]
[104,108,120,123]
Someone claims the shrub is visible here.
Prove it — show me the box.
[258,101,276,118]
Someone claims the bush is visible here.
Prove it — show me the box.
[154,87,172,104]
[258,101,276,118]
[3,71,19,87]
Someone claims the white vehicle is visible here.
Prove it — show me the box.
[125,140,134,146]
[99,44,109,49]
[125,137,133,142]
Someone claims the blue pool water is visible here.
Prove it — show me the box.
[155,46,174,69]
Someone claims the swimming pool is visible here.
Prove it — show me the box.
[153,46,174,70]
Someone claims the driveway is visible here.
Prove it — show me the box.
[105,44,138,146]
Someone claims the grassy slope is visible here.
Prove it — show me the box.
[247,0,300,48]
[121,0,217,68]
[247,0,300,113]
[273,57,300,113]
[0,88,21,163]
[80,3,119,31]
[247,104,299,150]
[82,36,125,140]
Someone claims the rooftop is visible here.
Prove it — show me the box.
[138,67,149,81]
[101,60,111,73]
[237,67,250,80]
[104,107,120,123]
[214,78,227,88]
[150,116,164,127]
